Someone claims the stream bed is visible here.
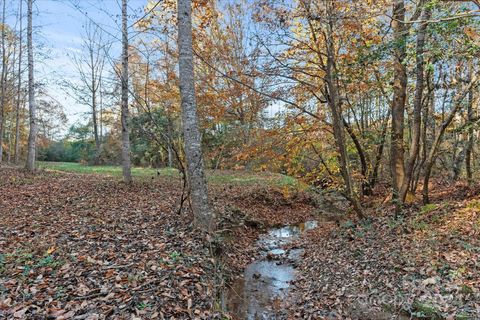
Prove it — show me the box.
[223,220,318,319]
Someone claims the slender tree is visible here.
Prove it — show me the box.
[465,60,474,185]
[121,0,132,182]
[26,0,36,172]
[14,0,23,164]
[400,6,431,201]
[324,0,363,218]
[0,0,6,163]
[70,22,107,164]
[390,0,407,206]
[423,75,478,203]
[177,0,215,232]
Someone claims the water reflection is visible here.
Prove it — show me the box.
[223,220,318,319]
[268,221,318,238]
[225,261,294,319]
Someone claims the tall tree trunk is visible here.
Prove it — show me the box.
[465,60,474,185]
[26,0,37,172]
[6,20,18,164]
[0,0,6,163]
[423,76,477,203]
[91,54,100,163]
[400,7,431,201]
[414,65,435,192]
[390,0,407,205]
[99,78,103,143]
[121,0,132,183]
[14,0,23,164]
[177,0,216,231]
[325,2,363,218]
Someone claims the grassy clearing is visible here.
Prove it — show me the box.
[38,161,178,178]
[38,161,303,188]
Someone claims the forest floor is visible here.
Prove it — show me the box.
[1,164,479,319]
[289,181,480,319]
[0,165,315,319]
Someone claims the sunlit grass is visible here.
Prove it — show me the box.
[38,161,178,178]
[208,170,302,187]
[38,161,304,188]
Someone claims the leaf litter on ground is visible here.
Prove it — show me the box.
[0,167,316,319]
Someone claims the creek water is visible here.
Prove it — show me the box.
[223,220,318,319]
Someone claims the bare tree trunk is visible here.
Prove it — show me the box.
[14,0,23,164]
[121,0,132,183]
[343,118,372,195]
[414,66,435,192]
[71,22,106,164]
[6,129,10,163]
[0,0,6,163]
[390,0,407,205]
[26,0,37,172]
[400,7,431,201]
[453,142,465,181]
[167,117,173,167]
[325,1,363,218]
[423,76,477,203]
[465,60,474,185]
[99,77,103,143]
[177,0,216,231]
[6,21,18,164]
[369,111,390,189]
[91,57,100,163]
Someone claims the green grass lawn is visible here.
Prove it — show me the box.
[38,161,302,188]
[38,161,178,178]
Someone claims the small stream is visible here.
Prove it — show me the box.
[223,221,318,319]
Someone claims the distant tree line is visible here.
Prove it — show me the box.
[3,0,480,231]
